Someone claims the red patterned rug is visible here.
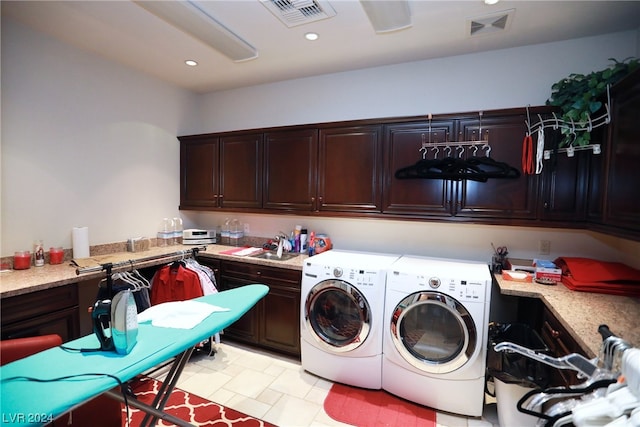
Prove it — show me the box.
[324,383,437,427]
[122,376,276,427]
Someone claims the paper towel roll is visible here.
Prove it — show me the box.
[72,226,90,259]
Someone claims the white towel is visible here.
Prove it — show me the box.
[138,300,229,329]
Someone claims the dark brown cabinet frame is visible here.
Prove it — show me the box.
[180,99,640,241]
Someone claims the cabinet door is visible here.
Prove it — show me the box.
[604,69,640,232]
[219,133,263,209]
[180,135,220,208]
[382,121,454,216]
[217,274,260,344]
[318,125,383,213]
[456,115,538,219]
[540,306,587,386]
[539,146,588,221]
[261,283,301,355]
[220,260,302,356]
[1,285,80,342]
[263,129,318,211]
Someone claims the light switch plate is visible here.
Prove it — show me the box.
[538,240,551,255]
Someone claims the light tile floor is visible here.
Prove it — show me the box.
[151,341,501,427]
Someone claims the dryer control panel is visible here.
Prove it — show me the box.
[390,272,487,303]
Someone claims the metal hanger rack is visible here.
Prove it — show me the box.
[76,246,207,298]
[421,112,491,159]
[525,85,611,158]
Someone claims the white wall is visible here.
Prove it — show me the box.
[2,16,639,269]
[1,19,200,254]
[195,30,639,133]
[182,212,640,268]
[187,29,640,268]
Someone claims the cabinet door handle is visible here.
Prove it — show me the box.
[543,321,560,339]
[256,271,262,276]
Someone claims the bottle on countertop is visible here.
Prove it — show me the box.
[221,218,230,245]
[294,225,302,252]
[300,228,308,253]
[172,217,183,245]
[33,240,45,267]
[307,231,315,256]
[158,218,174,247]
[230,219,243,246]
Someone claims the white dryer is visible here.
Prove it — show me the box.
[382,255,492,416]
[301,249,401,389]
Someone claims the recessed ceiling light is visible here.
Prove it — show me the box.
[484,0,500,4]
[185,60,198,67]
[305,32,319,41]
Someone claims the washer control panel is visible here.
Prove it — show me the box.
[319,265,382,287]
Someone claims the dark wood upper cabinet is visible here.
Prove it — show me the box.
[383,114,537,220]
[219,133,263,209]
[318,125,383,213]
[178,103,638,241]
[180,135,219,208]
[382,120,454,216]
[538,149,588,221]
[180,133,262,209]
[602,68,640,234]
[263,128,318,211]
[456,115,538,220]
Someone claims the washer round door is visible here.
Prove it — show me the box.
[305,279,371,352]
[390,291,477,374]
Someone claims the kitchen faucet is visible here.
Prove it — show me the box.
[274,232,289,258]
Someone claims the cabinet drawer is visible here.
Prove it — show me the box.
[1,307,80,342]
[1,284,79,326]
[221,261,301,287]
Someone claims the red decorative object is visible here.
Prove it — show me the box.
[13,251,31,270]
[324,383,437,427]
[49,247,64,264]
[123,376,276,427]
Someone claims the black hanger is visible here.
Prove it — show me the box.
[395,155,519,181]
[465,156,521,179]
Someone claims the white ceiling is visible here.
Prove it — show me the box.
[4,1,640,94]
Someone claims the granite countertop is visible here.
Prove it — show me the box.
[0,244,306,299]
[494,274,640,358]
[4,247,637,359]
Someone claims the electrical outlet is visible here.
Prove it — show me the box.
[243,223,250,234]
[538,240,551,255]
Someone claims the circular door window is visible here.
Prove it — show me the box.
[390,291,477,373]
[305,279,370,352]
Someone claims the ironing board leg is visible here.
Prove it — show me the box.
[105,389,194,427]
[107,346,196,427]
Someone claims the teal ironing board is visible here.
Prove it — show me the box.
[0,284,268,427]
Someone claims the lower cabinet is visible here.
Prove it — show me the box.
[212,260,302,357]
[1,284,80,342]
[539,305,587,386]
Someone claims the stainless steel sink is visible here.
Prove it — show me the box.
[250,251,299,261]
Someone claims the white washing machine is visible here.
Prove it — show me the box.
[382,255,492,416]
[301,249,401,389]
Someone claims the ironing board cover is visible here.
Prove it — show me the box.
[0,284,268,426]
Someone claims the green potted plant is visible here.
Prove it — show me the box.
[546,57,639,147]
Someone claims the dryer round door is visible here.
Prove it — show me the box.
[389,291,477,374]
[305,279,371,352]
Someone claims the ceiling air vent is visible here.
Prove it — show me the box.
[467,9,514,37]
[260,0,337,27]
